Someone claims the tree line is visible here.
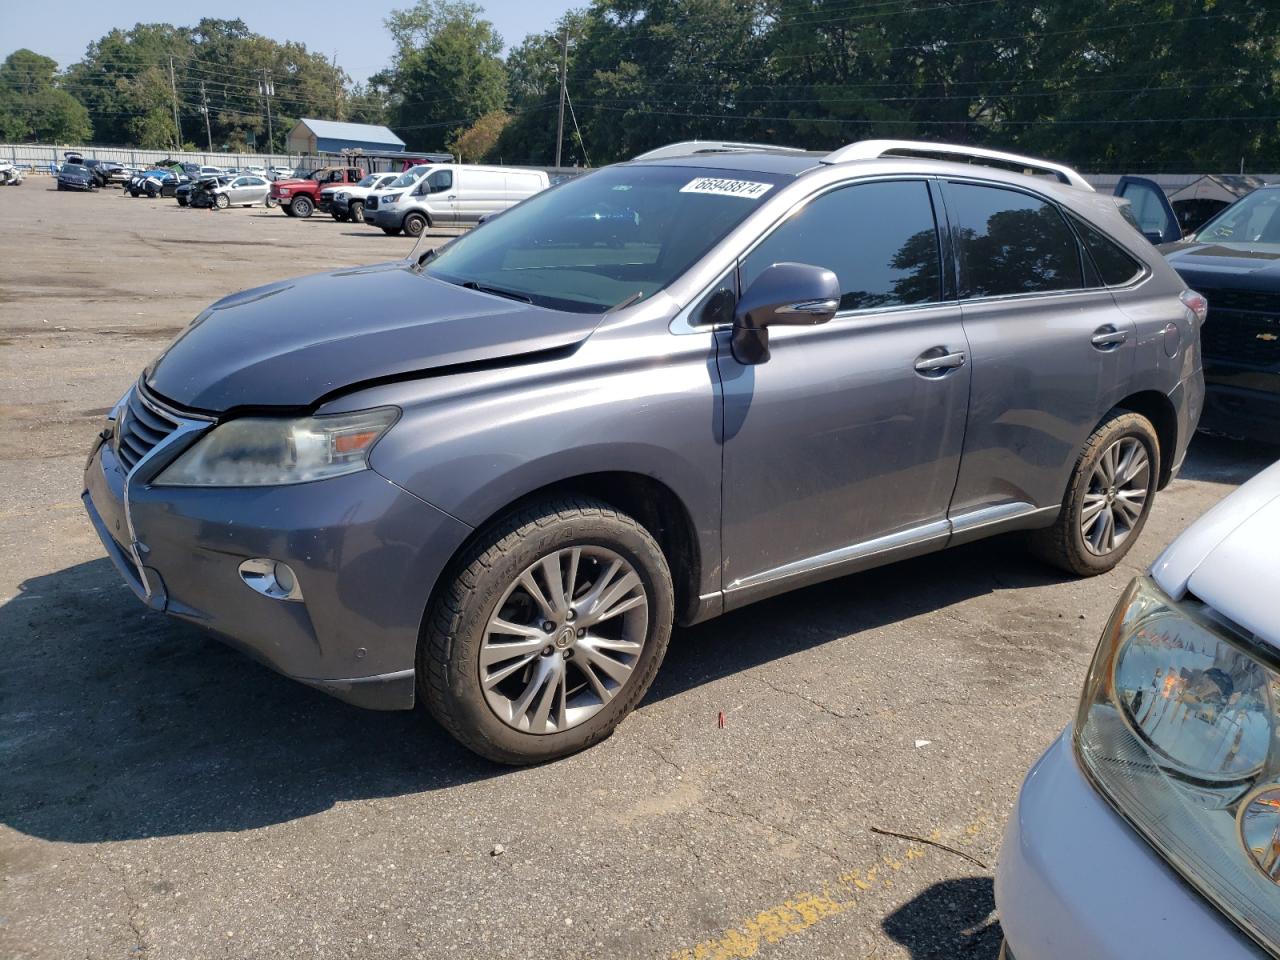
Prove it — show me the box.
[1,1,1277,171]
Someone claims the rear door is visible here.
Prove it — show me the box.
[942,179,1137,523]
[1114,176,1181,244]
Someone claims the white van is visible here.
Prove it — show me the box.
[366,164,549,236]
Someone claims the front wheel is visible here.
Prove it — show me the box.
[290,196,313,218]
[349,200,365,223]
[420,497,674,765]
[265,196,278,208]
[214,193,230,209]
[1030,410,1160,576]
[403,212,428,237]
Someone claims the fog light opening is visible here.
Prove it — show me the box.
[238,558,304,602]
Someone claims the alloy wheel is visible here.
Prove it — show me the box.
[1081,436,1150,555]
[479,546,648,734]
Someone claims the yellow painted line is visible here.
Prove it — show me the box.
[670,818,988,960]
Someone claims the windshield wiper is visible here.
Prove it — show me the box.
[460,280,533,304]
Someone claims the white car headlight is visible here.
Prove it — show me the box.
[383,193,401,204]
[154,408,397,486]
[277,188,290,196]
[1076,576,1280,952]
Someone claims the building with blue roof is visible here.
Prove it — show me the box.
[285,118,406,155]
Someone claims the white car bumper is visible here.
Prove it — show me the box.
[996,731,1265,960]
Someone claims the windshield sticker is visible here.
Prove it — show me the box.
[679,177,774,200]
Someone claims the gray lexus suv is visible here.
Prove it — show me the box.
[84,139,1205,764]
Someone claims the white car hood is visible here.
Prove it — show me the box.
[1152,459,1280,649]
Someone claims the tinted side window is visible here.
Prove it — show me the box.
[428,169,453,193]
[1068,213,1144,287]
[741,180,942,312]
[948,183,1083,297]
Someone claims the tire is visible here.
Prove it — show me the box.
[290,196,313,218]
[420,496,675,765]
[129,187,139,197]
[177,195,188,206]
[146,185,158,198]
[382,226,402,236]
[265,196,278,209]
[332,211,349,222]
[214,193,230,209]
[403,212,428,237]
[1029,410,1160,576]
[350,200,365,224]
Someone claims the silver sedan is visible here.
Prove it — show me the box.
[210,175,276,209]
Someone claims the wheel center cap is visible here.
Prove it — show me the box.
[555,627,575,649]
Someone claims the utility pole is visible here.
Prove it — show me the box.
[260,70,275,153]
[200,80,213,152]
[555,26,568,169]
[168,56,182,149]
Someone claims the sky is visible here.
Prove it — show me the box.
[2,0,577,85]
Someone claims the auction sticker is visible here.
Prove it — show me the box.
[679,177,774,199]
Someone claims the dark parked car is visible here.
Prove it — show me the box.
[81,159,125,188]
[84,140,1204,764]
[1158,184,1280,445]
[56,162,95,191]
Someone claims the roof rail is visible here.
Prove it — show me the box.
[633,140,807,161]
[822,139,1094,191]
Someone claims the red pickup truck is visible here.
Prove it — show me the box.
[269,166,365,218]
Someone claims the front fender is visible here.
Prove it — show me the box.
[327,323,726,600]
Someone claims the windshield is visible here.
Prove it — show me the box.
[1194,189,1280,247]
[421,165,786,313]
[390,165,430,189]
[356,174,380,188]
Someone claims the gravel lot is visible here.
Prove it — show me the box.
[1,181,1274,960]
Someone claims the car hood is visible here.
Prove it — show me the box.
[272,178,313,189]
[1160,240,1280,289]
[1151,459,1280,649]
[145,263,601,412]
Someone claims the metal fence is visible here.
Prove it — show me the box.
[1,143,305,173]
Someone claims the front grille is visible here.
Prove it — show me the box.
[365,196,378,211]
[1199,287,1280,369]
[114,384,182,471]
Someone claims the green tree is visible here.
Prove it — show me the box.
[0,49,92,142]
[449,109,509,160]
[379,0,508,151]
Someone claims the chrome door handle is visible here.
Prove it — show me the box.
[1091,326,1129,349]
[914,350,967,373]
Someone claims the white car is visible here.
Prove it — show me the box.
[324,172,401,223]
[998,459,1280,959]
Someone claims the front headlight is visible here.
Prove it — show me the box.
[277,188,290,196]
[1076,577,1280,952]
[384,193,401,204]
[153,408,397,486]
[335,191,347,201]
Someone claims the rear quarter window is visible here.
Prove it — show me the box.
[1068,212,1145,287]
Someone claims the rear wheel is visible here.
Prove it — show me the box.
[177,195,188,206]
[265,196,278,208]
[290,196,313,218]
[1030,410,1160,576]
[420,497,674,765]
[403,212,428,237]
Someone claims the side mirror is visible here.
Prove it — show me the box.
[732,261,840,365]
